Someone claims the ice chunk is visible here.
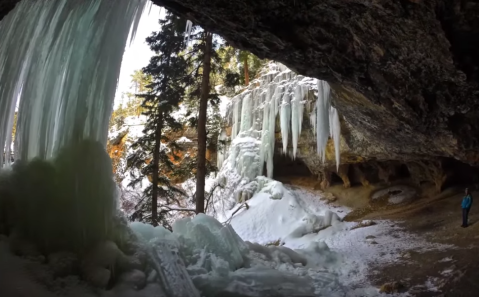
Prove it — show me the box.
[147,238,200,297]
[283,211,342,243]
[192,267,316,297]
[173,214,246,270]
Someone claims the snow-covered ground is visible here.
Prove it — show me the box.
[99,61,454,296]
[214,180,452,296]
[204,59,453,294]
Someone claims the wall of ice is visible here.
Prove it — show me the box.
[220,62,341,180]
[0,0,147,165]
[213,63,342,216]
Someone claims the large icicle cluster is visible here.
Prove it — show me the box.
[223,62,342,179]
[311,80,342,171]
[0,0,147,165]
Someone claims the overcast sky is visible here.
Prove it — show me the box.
[114,4,164,109]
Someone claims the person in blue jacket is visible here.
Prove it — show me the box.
[461,188,473,227]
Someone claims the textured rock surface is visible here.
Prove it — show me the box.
[1,0,479,165]
[151,0,479,166]
[2,0,479,184]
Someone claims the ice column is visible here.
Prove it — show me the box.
[240,93,252,132]
[315,80,331,162]
[330,107,341,171]
[0,0,147,164]
[291,85,304,159]
[184,20,193,44]
[312,79,341,170]
[231,98,241,140]
[280,90,291,153]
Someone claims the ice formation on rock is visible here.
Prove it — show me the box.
[223,62,341,180]
[0,0,147,165]
[184,20,193,44]
[330,107,341,171]
[216,130,227,169]
[315,80,331,163]
[291,85,304,158]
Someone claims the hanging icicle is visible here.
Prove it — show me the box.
[315,80,331,162]
[0,0,147,165]
[231,98,241,140]
[280,90,291,154]
[240,93,253,132]
[330,107,341,171]
[258,87,272,177]
[184,20,193,44]
[291,85,301,159]
[221,62,342,179]
[312,79,341,170]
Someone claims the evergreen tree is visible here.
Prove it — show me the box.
[182,27,224,213]
[195,31,212,214]
[126,12,188,228]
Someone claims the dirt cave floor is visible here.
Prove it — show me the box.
[278,176,479,297]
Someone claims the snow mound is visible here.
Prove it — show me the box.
[129,214,336,297]
[224,181,341,246]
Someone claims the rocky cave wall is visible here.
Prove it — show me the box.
[125,0,479,192]
[151,0,479,163]
[224,61,479,192]
[2,0,479,191]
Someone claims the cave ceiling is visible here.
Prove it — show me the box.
[2,0,479,165]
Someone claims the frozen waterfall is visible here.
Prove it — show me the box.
[224,62,342,179]
[0,0,147,165]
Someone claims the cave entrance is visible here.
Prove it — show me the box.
[442,158,479,190]
[330,171,344,186]
[272,154,312,179]
[396,164,411,180]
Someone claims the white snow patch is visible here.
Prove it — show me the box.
[177,136,192,143]
[438,257,454,263]
[425,277,441,292]
[220,184,452,295]
[218,95,230,118]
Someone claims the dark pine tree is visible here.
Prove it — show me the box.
[182,27,224,214]
[126,12,189,228]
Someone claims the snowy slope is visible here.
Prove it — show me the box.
[219,182,453,295]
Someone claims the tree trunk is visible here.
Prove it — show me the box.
[244,54,249,86]
[151,111,163,226]
[195,32,212,214]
